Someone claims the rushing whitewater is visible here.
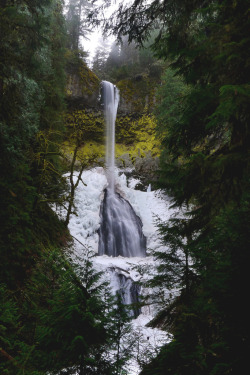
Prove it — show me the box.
[98,81,146,258]
[99,189,146,257]
[109,268,141,318]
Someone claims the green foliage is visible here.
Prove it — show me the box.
[0,1,137,374]
[116,113,158,148]
[64,108,160,179]
[154,68,190,141]
[104,0,250,374]
[65,109,104,143]
[150,217,195,295]
[0,1,100,372]
[65,52,100,111]
[65,0,93,52]
[78,60,100,96]
[0,0,67,285]
[0,247,113,374]
[107,293,134,375]
[92,35,164,83]
[0,284,21,374]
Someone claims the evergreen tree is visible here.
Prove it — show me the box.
[92,34,163,83]
[0,1,114,374]
[92,39,112,79]
[101,1,250,374]
[0,0,67,286]
[108,292,134,375]
[66,0,92,51]
[0,246,114,374]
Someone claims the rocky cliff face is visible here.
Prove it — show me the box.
[64,60,160,186]
[66,59,100,110]
[117,76,157,114]
[66,58,158,115]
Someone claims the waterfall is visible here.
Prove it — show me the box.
[98,80,146,258]
[98,189,146,257]
[109,268,141,318]
[98,80,146,317]
[102,80,119,192]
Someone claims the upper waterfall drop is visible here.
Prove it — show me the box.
[102,80,119,192]
[98,81,146,258]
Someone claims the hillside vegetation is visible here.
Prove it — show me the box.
[1,0,249,374]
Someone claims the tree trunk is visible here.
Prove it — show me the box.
[65,144,85,227]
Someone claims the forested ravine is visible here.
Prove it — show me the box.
[1,1,250,375]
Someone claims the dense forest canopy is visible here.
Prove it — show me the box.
[1,0,249,374]
[101,1,250,374]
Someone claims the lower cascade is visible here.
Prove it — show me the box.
[65,167,171,373]
[98,188,146,258]
[109,267,141,318]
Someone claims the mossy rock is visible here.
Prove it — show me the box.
[66,55,100,109]
[117,77,157,114]
[64,61,160,175]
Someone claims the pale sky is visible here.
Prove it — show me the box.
[82,0,133,64]
[83,30,113,65]
[64,0,133,65]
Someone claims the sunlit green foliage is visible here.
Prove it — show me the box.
[65,109,104,142]
[64,108,160,174]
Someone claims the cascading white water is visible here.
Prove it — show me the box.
[98,189,146,257]
[109,268,141,318]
